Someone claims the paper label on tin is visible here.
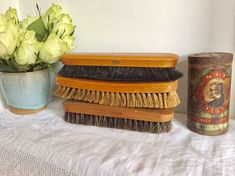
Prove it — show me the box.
[188,65,231,133]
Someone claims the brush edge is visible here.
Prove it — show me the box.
[56,76,178,93]
[61,53,178,67]
[63,100,174,122]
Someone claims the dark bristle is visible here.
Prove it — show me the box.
[64,112,172,133]
[59,66,183,82]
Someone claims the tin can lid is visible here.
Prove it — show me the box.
[188,52,233,65]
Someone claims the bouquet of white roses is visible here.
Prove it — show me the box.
[0,3,75,72]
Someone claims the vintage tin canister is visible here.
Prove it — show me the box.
[188,52,233,135]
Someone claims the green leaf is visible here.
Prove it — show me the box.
[70,29,75,36]
[10,59,29,72]
[27,17,49,42]
[32,64,47,71]
[0,63,17,72]
[42,30,50,42]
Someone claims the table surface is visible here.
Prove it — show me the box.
[0,98,235,176]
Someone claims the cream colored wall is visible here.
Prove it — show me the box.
[0,0,19,11]
[209,0,235,118]
[0,0,235,118]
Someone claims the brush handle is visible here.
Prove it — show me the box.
[56,76,178,93]
[61,53,178,68]
[63,100,174,122]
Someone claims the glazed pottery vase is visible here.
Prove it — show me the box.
[0,69,50,115]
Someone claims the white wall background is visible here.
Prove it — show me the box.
[0,0,235,118]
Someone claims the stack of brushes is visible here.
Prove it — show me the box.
[54,53,183,133]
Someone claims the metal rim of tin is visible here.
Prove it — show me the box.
[188,52,233,65]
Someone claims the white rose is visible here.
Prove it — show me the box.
[0,13,20,59]
[62,35,74,50]
[5,7,18,24]
[0,14,7,32]
[42,3,62,29]
[14,31,41,65]
[52,14,75,39]
[39,32,69,64]
[7,22,19,39]
[0,30,17,59]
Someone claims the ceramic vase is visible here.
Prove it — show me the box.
[0,69,50,115]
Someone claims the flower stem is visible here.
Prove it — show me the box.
[36,3,42,17]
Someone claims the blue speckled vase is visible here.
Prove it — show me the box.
[0,69,50,114]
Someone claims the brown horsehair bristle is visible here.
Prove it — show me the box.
[64,112,172,133]
[59,66,183,82]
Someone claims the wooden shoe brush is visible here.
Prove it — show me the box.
[58,53,183,82]
[54,77,180,108]
[64,100,174,133]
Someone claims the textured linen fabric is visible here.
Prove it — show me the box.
[0,98,234,176]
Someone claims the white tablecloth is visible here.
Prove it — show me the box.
[0,99,234,176]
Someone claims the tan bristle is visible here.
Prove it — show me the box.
[74,90,79,99]
[53,86,63,96]
[109,92,115,106]
[163,93,167,108]
[175,91,181,104]
[152,93,159,108]
[104,92,111,106]
[141,93,147,108]
[67,88,76,99]
[62,87,71,99]
[114,93,121,106]
[136,93,143,108]
[80,89,86,100]
[58,86,66,97]
[94,91,100,104]
[90,91,96,103]
[54,86,181,108]
[126,93,131,107]
[147,93,154,108]
[131,93,136,108]
[83,89,91,102]
[99,92,105,105]
[120,93,126,107]
[158,93,163,108]
[74,89,81,100]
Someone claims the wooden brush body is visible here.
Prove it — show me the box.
[61,53,178,67]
